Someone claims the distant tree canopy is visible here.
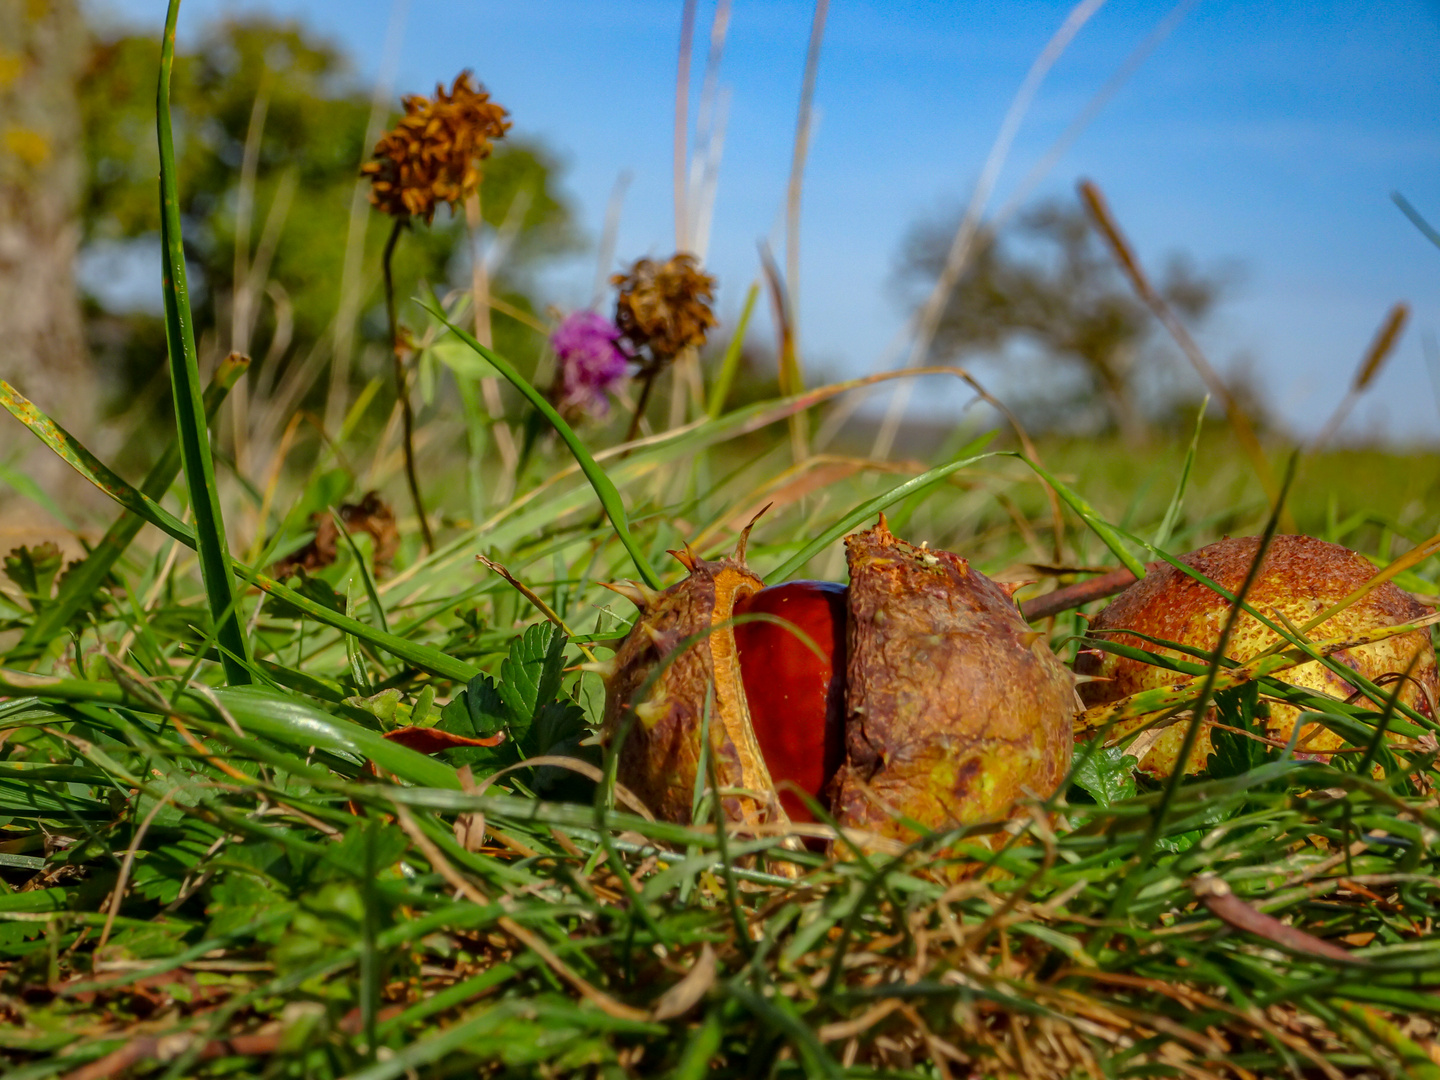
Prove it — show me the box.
[78,15,576,417]
[896,201,1229,441]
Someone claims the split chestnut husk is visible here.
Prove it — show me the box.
[599,540,777,828]
[1075,534,1440,778]
[832,521,1077,843]
[599,517,1078,843]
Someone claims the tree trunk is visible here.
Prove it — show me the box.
[0,0,101,538]
[0,0,90,428]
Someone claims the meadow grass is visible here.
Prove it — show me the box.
[2,307,1439,1078]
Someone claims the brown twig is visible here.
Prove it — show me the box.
[58,1005,401,1080]
[622,364,660,446]
[382,217,434,552]
[1190,873,1362,965]
[1020,564,1155,621]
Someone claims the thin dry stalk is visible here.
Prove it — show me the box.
[592,171,632,306]
[673,0,698,251]
[988,0,1200,237]
[784,0,829,372]
[872,0,1110,460]
[97,788,179,954]
[381,219,434,552]
[323,0,410,439]
[229,85,269,476]
[688,0,733,261]
[474,553,596,662]
[390,804,648,1022]
[759,241,808,462]
[1077,178,1290,528]
[463,188,521,498]
[1312,301,1409,449]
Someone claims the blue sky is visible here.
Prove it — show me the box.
[92,0,1440,441]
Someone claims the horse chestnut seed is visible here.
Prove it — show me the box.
[732,581,847,822]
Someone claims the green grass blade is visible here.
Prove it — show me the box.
[423,295,663,589]
[706,281,760,419]
[157,0,250,684]
[0,378,199,547]
[767,435,996,582]
[1012,452,1149,578]
[1153,393,1207,549]
[0,675,458,789]
[329,507,391,634]
[15,355,249,657]
[0,380,478,682]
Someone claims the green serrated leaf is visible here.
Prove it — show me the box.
[498,622,567,735]
[440,674,508,739]
[438,674,510,773]
[1206,682,1270,779]
[526,699,596,798]
[528,699,587,756]
[3,544,63,611]
[1071,742,1138,808]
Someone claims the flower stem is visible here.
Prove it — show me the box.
[383,217,434,552]
[623,363,660,445]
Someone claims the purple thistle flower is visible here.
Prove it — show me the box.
[550,310,630,419]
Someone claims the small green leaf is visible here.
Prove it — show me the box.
[498,622,567,735]
[1206,682,1271,779]
[3,544,63,611]
[1071,742,1138,808]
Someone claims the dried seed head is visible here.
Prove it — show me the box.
[362,71,510,224]
[611,253,718,365]
[273,491,398,578]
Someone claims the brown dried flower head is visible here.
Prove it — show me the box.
[611,253,718,364]
[362,71,511,224]
[273,492,399,579]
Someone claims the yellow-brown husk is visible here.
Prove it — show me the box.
[834,519,1078,843]
[1076,534,1439,777]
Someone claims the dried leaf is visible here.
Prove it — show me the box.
[651,944,716,1020]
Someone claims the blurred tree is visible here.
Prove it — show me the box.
[78,15,575,439]
[896,201,1227,442]
[0,0,90,427]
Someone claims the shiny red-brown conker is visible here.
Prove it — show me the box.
[732,580,847,822]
